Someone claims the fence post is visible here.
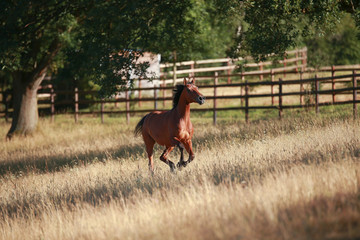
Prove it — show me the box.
[259,62,263,81]
[115,95,118,108]
[300,71,304,106]
[353,70,357,119]
[154,86,158,110]
[283,57,287,77]
[332,66,336,103]
[245,80,249,123]
[271,69,274,105]
[74,87,79,123]
[240,74,245,106]
[315,74,319,114]
[50,87,55,123]
[138,79,142,107]
[301,49,307,71]
[173,51,177,86]
[279,78,283,119]
[163,78,166,108]
[227,59,231,83]
[125,89,130,124]
[213,72,218,125]
[101,99,104,124]
[191,63,194,78]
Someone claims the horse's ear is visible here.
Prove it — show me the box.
[183,78,187,85]
[191,78,196,84]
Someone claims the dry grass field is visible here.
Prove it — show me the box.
[0,112,359,239]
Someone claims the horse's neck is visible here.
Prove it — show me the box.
[175,94,191,121]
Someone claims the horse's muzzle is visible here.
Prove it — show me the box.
[197,96,205,105]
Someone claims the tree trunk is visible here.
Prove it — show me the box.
[5,38,60,140]
[6,71,46,140]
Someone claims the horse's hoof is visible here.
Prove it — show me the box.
[169,162,176,172]
[176,161,187,169]
[176,163,183,171]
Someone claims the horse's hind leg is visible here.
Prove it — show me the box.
[143,133,155,172]
[160,146,176,172]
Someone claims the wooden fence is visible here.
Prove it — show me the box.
[160,47,307,85]
[1,65,359,124]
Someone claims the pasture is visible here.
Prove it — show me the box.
[0,111,359,240]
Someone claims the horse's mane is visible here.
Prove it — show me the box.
[172,84,185,109]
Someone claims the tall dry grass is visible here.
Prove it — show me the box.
[0,115,359,239]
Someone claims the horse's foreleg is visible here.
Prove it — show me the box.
[183,140,195,165]
[160,146,176,172]
[178,144,184,162]
[177,143,188,168]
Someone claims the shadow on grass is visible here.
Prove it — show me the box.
[255,191,360,240]
[0,143,146,177]
[2,138,359,220]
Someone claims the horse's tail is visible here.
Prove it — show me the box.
[134,114,148,136]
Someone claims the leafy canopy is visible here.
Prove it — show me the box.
[306,13,360,68]
[1,0,360,97]
[234,0,360,61]
[0,0,197,96]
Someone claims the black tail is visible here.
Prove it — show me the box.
[134,114,148,136]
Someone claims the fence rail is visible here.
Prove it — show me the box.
[160,47,307,84]
[1,67,359,124]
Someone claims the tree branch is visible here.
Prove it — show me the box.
[29,39,61,89]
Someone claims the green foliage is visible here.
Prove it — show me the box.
[77,0,195,97]
[0,0,84,72]
[1,0,360,98]
[55,0,242,95]
[306,14,360,67]
[157,0,242,62]
[0,0,195,97]
[233,0,359,61]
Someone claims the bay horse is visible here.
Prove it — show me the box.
[134,78,205,172]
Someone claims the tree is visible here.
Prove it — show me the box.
[306,14,360,68]
[153,0,242,62]
[0,0,194,139]
[57,0,242,89]
[1,0,359,140]
[232,0,360,61]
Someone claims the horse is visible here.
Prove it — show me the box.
[134,78,205,172]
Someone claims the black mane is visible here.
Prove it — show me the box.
[172,84,185,108]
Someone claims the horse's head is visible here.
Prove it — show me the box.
[183,78,205,105]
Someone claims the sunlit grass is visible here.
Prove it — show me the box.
[0,111,359,239]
